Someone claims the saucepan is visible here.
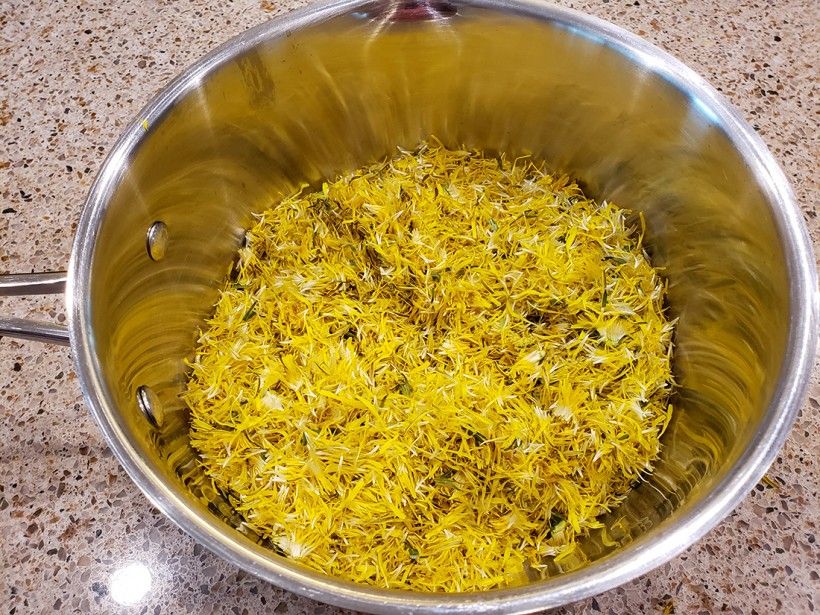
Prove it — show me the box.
[0,0,816,612]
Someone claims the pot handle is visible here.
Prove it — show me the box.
[364,0,457,20]
[0,272,70,345]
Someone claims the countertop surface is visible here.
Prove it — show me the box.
[1,0,817,613]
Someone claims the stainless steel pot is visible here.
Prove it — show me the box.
[1,0,817,612]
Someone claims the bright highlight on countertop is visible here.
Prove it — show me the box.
[109,561,152,606]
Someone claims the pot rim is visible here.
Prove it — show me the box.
[66,1,819,612]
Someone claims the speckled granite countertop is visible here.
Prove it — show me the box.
[1,0,817,613]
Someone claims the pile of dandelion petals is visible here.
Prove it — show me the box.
[184,142,675,592]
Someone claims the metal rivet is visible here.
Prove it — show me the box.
[136,385,162,427]
[146,221,168,261]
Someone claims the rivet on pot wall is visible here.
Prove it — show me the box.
[146,221,168,261]
[136,385,163,428]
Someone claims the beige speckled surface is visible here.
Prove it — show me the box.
[1,1,818,613]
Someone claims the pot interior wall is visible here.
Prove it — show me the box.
[86,5,789,580]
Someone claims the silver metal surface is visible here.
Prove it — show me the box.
[0,272,70,344]
[136,385,164,428]
[0,271,68,296]
[25,0,818,612]
[146,221,169,261]
[0,317,71,345]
